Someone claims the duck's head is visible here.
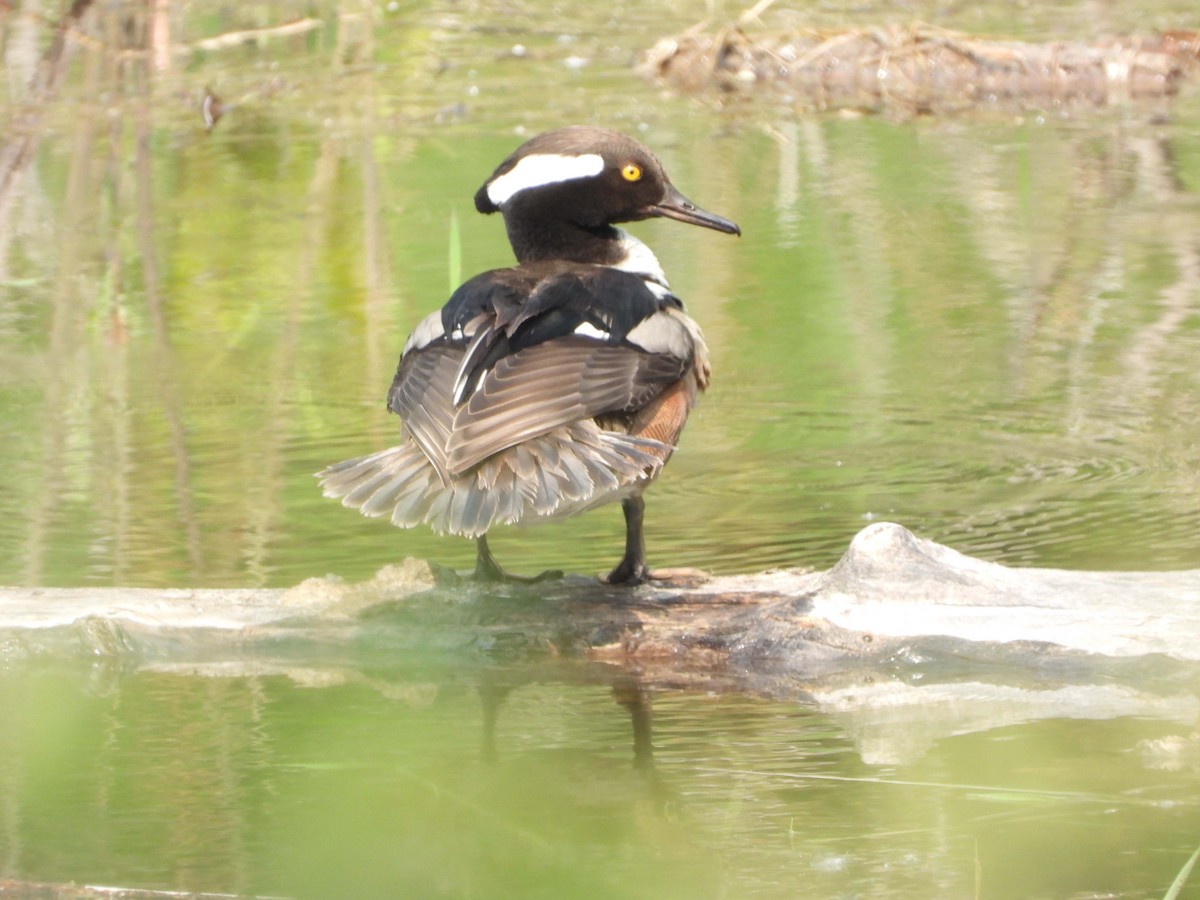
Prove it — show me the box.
[474,126,740,265]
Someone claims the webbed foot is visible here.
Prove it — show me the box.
[603,556,650,586]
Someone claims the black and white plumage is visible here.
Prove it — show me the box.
[318,126,739,584]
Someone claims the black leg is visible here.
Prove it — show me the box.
[474,534,505,581]
[473,534,562,583]
[605,496,650,585]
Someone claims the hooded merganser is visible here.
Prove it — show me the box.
[318,126,740,585]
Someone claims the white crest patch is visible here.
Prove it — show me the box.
[486,152,605,207]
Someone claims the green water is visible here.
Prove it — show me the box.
[4,657,1200,899]
[2,1,1200,897]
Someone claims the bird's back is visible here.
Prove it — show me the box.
[320,259,706,536]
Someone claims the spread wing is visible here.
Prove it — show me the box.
[446,337,686,474]
[387,264,698,479]
[386,338,462,481]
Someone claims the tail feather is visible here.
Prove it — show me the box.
[552,437,596,498]
[422,487,454,530]
[319,449,412,510]
[495,466,525,526]
[360,463,429,517]
[348,465,416,512]
[317,422,672,538]
[391,479,437,527]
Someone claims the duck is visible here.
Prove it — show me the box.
[318,126,740,585]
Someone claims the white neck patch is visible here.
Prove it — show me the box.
[610,228,670,290]
[486,152,605,207]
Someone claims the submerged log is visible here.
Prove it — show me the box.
[5,522,1197,764]
[642,22,1200,115]
[1,523,1196,669]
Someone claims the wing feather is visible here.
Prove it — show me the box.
[386,343,463,480]
[445,337,687,474]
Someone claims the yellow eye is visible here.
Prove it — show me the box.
[621,163,642,182]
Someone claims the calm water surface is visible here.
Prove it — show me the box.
[4,656,1200,899]
[1,1,1199,897]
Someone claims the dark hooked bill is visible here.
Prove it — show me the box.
[647,184,741,236]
